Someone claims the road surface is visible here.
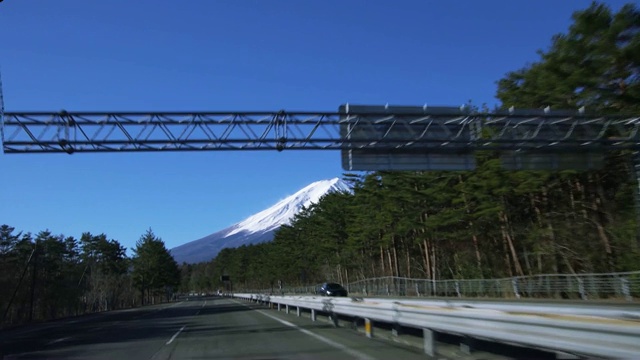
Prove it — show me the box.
[0,297,430,360]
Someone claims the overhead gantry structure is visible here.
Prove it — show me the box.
[2,104,640,171]
[3,103,640,243]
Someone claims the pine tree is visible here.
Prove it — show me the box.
[132,229,180,304]
[497,2,640,112]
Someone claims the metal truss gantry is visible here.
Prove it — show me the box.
[2,106,640,154]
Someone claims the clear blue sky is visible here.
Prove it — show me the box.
[0,0,630,253]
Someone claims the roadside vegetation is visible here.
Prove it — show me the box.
[183,2,640,291]
[0,227,179,328]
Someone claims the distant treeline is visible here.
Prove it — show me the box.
[182,159,640,292]
[0,227,179,328]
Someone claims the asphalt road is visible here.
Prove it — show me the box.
[0,297,429,360]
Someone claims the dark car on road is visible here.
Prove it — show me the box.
[316,282,348,297]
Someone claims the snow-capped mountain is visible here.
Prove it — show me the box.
[170,178,351,264]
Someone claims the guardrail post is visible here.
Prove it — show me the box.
[423,328,435,357]
[621,278,632,302]
[460,336,476,355]
[277,303,281,311]
[311,309,316,322]
[415,283,420,297]
[286,304,290,314]
[296,306,301,317]
[330,313,339,327]
[365,318,373,338]
[455,281,461,298]
[392,324,401,337]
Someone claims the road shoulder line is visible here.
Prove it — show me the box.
[231,299,374,360]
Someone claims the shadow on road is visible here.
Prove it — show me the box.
[0,299,247,358]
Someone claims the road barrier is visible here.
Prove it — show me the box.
[233,293,640,358]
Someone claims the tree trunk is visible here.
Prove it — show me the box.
[593,214,615,271]
[523,251,532,276]
[335,250,344,284]
[595,196,616,272]
[431,239,437,282]
[392,238,400,278]
[369,250,376,279]
[405,245,411,278]
[500,210,525,277]
[588,175,615,272]
[501,229,514,277]
[540,187,559,274]
[422,238,431,280]
[459,175,483,274]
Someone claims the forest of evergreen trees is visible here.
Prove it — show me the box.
[0,227,179,328]
[181,2,640,292]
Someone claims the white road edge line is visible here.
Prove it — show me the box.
[248,306,374,360]
[166,325,186,345]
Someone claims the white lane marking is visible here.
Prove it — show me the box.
[195,310,201,315]
[202,301,206,307]
[254,308,374,360]
[47,337,70,345]
[166,325,186,345]
[135,301,185,320]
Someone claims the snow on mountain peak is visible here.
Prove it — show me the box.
[225,177,350,237]
[170,177,352,264]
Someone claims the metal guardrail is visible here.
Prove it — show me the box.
[248,271,640,301]
[234,293,640,358]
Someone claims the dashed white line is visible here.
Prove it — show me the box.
[47,337,70,345]
[170,301,184,308]
[202,301,207,307]
[166,325,186,345]
[195,310,201,315]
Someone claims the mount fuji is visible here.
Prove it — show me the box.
[170,178,351,264]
